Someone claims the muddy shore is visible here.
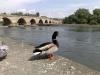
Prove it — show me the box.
[0,36,100,75]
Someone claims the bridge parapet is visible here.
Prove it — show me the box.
[0,15,62,26]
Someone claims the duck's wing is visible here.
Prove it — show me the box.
[35,42,54,51]
[36,42,51,48]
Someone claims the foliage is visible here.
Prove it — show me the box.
[11,12,23,16]
[63,17,68,24]
[63,15,77,24]
[93,9,100,16]
[36,12,40,17]
[11,12,40,17]
[89,20,97,25]
[75,8,90,24]
[63,8,100,25]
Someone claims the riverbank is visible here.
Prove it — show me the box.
[0,36,100,75]
[62,24,100,27]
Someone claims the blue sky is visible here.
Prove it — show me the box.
[0,0,100,18]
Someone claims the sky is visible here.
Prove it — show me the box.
[0,0,100,18]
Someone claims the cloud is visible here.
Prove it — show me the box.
[40,9,68,18]
[40,2,100,18]
[0,0,100,18]
[40,3,87,18]
[16,9,36,14]
[0,0,44,9]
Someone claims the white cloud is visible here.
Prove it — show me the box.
[17,9,27,12]
[28,9,36,14]
[0,0,44,9]
[0,0,100,18]
[41,9,68,18]
[40,3,86,18]
[16,9,36,14]
[40,2,100,18]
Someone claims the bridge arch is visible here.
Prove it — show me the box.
[49,21,51,24]
[17,18,26,25]
[39,19,43,24]
[45,20,48,24]
[30,19,36,25]
[2,17,12,26]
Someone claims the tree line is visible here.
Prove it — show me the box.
[1,12,40,17]
[11,12,40,17]
[63,8,100,25]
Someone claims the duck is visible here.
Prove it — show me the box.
[33,31,59,59]
[0,41,8,61]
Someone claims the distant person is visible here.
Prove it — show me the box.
[0,41,9,61]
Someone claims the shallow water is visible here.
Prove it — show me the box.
[0,25,100,71]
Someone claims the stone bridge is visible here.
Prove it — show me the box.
[0,15,62,26]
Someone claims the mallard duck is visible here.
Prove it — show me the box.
[33,31,59,59]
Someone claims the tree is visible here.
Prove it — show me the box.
[63,8,91,24]
[63,14,77,24]
[36,12,40,17]
[77,19,87,24]
[63,17,68,24]
[2,12,7,15]
[75,8,91,24]
[11,12,23,16]
[93,9,100,24]
[96,16,100,24]
[89,20,97,25]
[93,9,100,16]
[17,12,23,16]
[63,8,100,25]
[68,14,77,24]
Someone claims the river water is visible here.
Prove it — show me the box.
[0,25,100,71]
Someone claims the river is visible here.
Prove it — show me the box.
[0,25,100,71]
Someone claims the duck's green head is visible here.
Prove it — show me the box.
[52,31,59,40]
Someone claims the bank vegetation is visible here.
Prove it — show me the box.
[63,8,100,25]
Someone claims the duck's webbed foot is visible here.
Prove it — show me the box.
[48,54,54,60]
